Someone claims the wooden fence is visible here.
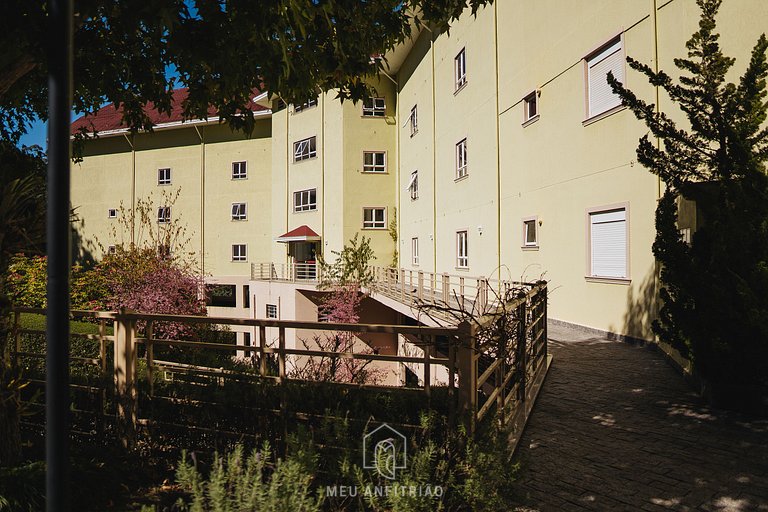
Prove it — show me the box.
[11,282,548,448]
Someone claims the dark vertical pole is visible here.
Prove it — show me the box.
[46,0,73,509]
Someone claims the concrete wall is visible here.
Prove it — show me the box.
[72,119,272,278]
[394,0,768,339]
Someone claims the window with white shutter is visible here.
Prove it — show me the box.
[586,37,624,119]
[589,208,627,279]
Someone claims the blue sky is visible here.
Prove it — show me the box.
[19,118,48,149]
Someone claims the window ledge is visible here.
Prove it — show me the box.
[293,209,317,214]
[361,171,389,175]
[454,81,468,96]
[521,245,539,251]
[361,227,387,230]
[231,177,248,181]
[522,114,540,128]
[582,105,626,126]
[454,174,469,183]
[455,266,470,271]
[585,276,631,285]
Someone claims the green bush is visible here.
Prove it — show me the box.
[162,443,322,512]
[0,462,45,512]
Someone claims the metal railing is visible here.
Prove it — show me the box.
[370,266,526,320]
[251,262,320,282]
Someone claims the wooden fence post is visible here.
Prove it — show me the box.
[114,309,137,448]
[423,335,431,399]
[146,320,154,397]
[12,310,21,368]
[417,271,424,300]
[447,334,456,430]
[457,320,477,436]
[478,277,488,312]
[98,318,107,434]
[516,294,527,402]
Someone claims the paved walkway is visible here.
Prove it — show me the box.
[511,323,768,512]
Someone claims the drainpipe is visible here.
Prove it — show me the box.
[426,27,437,273]
[493,1,502,276]
[321,93,325,255]
[285,103,290,264]
[652,0,663,338]
[123,133,136,245]
[194,125,205,276]
[652,0,662,200]
[380,70,400,268]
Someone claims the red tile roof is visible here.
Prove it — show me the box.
[70,88,269,135]
[276,225,321,242]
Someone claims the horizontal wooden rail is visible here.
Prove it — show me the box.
[11,279,548,444]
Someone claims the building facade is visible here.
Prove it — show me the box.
[70,0,768,347]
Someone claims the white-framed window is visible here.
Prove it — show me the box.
[158,168,171,185]
[456,138,468,179]
[157,206,171,224]
[363,151,387,173]
[363,207,386,229]
[411,237,419,266]
[293,188,317,212]
[523,91,538,123]
[585,36,624,119]
[232,244,247,262]
[588,207,628,279]
[523,217,538,247]
[266,304,278,319]
[231,202,247,221]
[409,105,418,137]
[456,231,468,268]
[293,136,317,162]
[294,97,318,113]
[107,208,117,219]
[455,47,467,90]
[107,245,116,255]
[232,161,247,179]
[407,170,418,200]
[362,97,386,117]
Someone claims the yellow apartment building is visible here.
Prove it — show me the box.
[70,0,768,351]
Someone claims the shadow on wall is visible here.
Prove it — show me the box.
[71,215,97,268]
[620,267,659,342]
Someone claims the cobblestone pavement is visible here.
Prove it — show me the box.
[511,323,768,512]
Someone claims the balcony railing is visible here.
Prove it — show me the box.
[251,262,319,282]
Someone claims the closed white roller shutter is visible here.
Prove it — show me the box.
[588,38,624,117]
[590,209,627,278]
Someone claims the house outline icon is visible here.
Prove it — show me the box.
[362,423,407,479]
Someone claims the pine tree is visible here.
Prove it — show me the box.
[608,0,768,408]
